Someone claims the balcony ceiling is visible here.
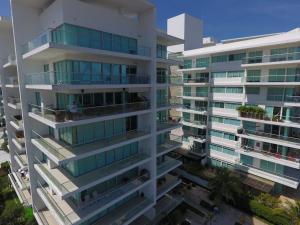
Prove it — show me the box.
[80,0,154,13]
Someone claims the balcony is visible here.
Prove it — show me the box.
[180,92,209,100]
[157,75,183,85]
[36,173,151,225]
[26,72,150,89]
[93,196,153,225]
[157,117,182,133]
[237,145,300,169]
[22,29,151,60]
[13,150,28,168]
[238,111,300,129]
[245,74,300,86]
[183,77,209,85]
[182,131,206,143]
[237,163,299,189]
[32,129,151,165]
[242,52,300,67]
[209,149,239,164]
[12,132,25,151]
[5,77,19,88]
[9,115,23,130]
[157,51,183,64]
[7,97,21,110]
[28,101,150,127]
[8,171,31,206]
[179,106,208,115]
[3,55,16,68]
[33,205,59,225]
[34,154,151,198]
[182,118,207,129]
[157,174,181,199]
[157,134,182,157]
[157,156,182,178]
[157,98,182,109]
[237,129,300,149]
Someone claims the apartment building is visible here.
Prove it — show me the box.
[0,0,202,224]
[180,28,300,195]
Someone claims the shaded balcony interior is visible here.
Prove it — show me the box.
[157,155,182,178]
[156,110,182,131]
[10,114,23,130]
[182,125,207,141]
[7,96,21,109]
[26,60,151,86]
[156,173,181,198]
[29,90,150,123]
[35,166,151,225]
[182,99,208,113]
[157,88,182,108]
[157,67,182,85]
[183,72,209,83]
[182,111,207,126]
[240,138,300,163]
[157,132,182,156]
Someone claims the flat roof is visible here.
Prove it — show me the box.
[183,28,300,57]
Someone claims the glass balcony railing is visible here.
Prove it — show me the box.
[157,156,182,177]
[183,77,209,83]
[182,105,208,112]
[157,117,181,131]
[182,92,209,98]
[239,111,300,124]
[22,29,151,57]
[182,130,206,140]
[10,115,23,129]
[157,134,182,155]
[266,95,300,103]
[242,52,300,64]
[157,98,182,108]
[237,163,300,183]
[28,101,150,123]
[32,128,150,162]
[34,154,150,196]
[157,75,183,85]
[182,118,207,126]
[239,145,300,163]
[246,74,300,83]
[26,72,150,85]
[241,129,300,145]
[8,172,31,207]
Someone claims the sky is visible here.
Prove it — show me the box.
[1,0,300,40]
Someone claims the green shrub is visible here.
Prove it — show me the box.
[250,200,291,225]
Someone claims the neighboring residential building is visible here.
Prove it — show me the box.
[3,0,201,224]
[179,28,300,195]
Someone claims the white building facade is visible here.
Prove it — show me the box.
[180,28,300,194]
[2,0,192,224]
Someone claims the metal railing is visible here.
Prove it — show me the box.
[26,71,150,85]
[239,111,300,123]
[240,145,300,163]
[242,129,300,144]
[246,74,300,82]
[157,98,182,108]
[37,181,73,225]
[31,127,150,160]
[156,75,183,85]
[242,51,300,64]
[28,101,150,122]
[22,29,151,57]
[238,162,300,182]
[10,115,23,128]
[77,173,149,210]
[182,118,207,126]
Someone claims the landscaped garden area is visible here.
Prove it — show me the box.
[181,161,300,225]
[0,162,36,225]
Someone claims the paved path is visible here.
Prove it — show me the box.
[0,150,9,165]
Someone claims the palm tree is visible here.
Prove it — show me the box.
[286,200,300,225]
[208,168,242,205]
